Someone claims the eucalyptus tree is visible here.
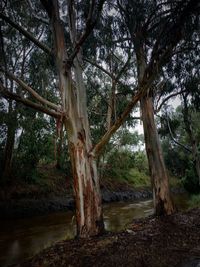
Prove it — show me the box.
[0,0,199,237]
[117,0,199,215]
[0,0,106,237]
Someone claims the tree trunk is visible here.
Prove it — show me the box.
[47,0,104,237]
[64,55,104,237]
[141,96,175,215]
[68,133,104,237]
[55,122,63,169]
[134,39,175,215]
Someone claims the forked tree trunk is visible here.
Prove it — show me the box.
[47,0,104,237]
[65,56,104,237]
[140,96,175,215]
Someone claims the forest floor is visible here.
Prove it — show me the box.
[12,208,200,267]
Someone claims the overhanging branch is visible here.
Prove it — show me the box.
[155,89,187,113]
[0,14,52,55]
[0,82,61,119]
[1,68,59,111]
[166,115,192,153]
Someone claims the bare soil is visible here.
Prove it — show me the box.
[12,208,200,267]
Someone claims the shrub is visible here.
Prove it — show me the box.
[188,194,200,208]
[182,164,200,194]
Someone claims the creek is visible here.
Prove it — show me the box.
[0,194,189,267]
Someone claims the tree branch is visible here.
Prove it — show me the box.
[92,85,143,157]
[84,57,130,89]
[155,89,187,113]
[67,0,106,65]
[115,54,131,81]
[0,82,61,119]
[166,115,192,153]
[84,57,115,79]
[0,14,52,55]
[27,0,49,24]
[1,68,59,111]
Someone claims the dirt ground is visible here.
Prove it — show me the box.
[11,208,200,267]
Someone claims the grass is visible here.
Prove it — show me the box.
[101,167,151,190]
[118,169,182,189]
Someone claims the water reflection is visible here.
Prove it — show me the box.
[0,212,76,267]
[0,194,189,267]
[104,199,154,232]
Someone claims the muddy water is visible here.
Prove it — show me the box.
[0,194,189,267]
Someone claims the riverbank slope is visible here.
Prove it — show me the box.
[12,208,200,267]
[0,164,183,219]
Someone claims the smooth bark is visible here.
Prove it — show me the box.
[136,44,175,215]
[141,96,175,215]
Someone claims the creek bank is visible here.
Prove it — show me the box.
[11,208,200,267]
[0,187,184,219]
[0,188,153,219]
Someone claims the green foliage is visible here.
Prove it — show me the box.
[127,168,150,188]
[106,149,134,175]
[103,148,150,188]
[132,151,149,174]
[14,114,55,182]
[188,194,200,208]
[160,101,200,194]
[182,164,200,194]
[168,175,182,188]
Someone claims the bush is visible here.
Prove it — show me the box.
[188,194,200,208]
[102,149,150,187]
[182,164,200,194]
[127,168,150,187]
[133,151,149,174]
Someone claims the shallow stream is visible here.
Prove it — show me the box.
[0,194,189,267]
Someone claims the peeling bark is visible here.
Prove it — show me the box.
[68,139,104,237]
[46,0,104,238]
